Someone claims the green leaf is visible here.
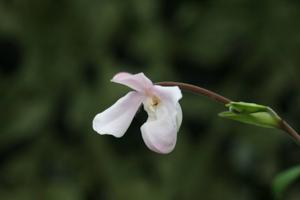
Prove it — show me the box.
[272,165,300,200]
[219,102,281,129]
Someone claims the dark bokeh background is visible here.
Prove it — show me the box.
[1,0,300,199]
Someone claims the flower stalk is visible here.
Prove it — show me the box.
[157,81,300,145]
[157,82,231,105]
[279,120,300,145]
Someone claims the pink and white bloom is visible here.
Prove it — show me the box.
[93,72,182,154]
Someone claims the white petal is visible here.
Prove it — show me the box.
[93,91,144,138]
[141,103,181,154]
[175,103,183,130]
[152,85,182,105]
[111,72,153,93]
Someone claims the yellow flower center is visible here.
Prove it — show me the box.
[143,95,161,119]
[151,95,160,107]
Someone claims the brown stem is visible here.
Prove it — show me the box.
[157,81,300,145]
[279,120,300,145]
[157,81,231,105]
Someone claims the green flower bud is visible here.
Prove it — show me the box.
[219,102,281,129]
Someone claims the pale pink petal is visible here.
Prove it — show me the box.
[152,85,183,129]
[140,102,181,154]
[111,72,153,93]
[152,85,182,105]
[93,91,144,138]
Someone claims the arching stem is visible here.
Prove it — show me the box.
[157,81,231,105]
[279,120,300,145]
[157,81,300,145]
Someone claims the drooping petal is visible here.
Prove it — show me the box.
[111,72,153,93]
[93,91,144,138]
[141,102,181,154]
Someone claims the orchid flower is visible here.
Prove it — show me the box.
[93,72,182,154]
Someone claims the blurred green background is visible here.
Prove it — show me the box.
[1,0,300,199]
